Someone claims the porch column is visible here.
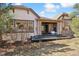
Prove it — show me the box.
[34,20,38,35]
[37,21,42,35]
[57,22,63,34]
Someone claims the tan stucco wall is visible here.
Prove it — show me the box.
[10,9,38,20]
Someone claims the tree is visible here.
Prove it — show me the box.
[70,17,79,36]
[0,3,13,41]
[74,3,79,10]
[70,3,79,37]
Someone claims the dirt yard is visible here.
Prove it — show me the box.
[1,38,79,56]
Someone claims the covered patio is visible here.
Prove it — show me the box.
[41,22,57,34]
[31,18,63,41]
[36,17,63,35]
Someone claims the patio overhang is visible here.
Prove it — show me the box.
[37,18,63,23]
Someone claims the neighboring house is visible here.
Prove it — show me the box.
[9,5,73,39]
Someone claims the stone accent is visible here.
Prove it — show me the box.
[2,33,29,43]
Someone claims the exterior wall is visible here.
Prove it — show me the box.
[48,24,52,32]
[64,19,71,26]
[10,9,38,20]
[62,19,73,36]
[9,8,39,38]
[2,33,29,42]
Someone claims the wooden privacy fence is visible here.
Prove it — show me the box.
[2,32,30,43]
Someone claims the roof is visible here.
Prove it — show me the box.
[38,17,63,22]
[52,13,71,20]
[11,5,71,21]
[52,13,63,20]
[39,17,56,20]
[12,5,40,18]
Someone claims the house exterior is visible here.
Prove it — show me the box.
[9,5,73,40]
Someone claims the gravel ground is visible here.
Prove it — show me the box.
[1,38,79,56]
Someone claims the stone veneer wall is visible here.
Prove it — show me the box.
[2,33,29,43]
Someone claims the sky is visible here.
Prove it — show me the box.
[14,3,75,18]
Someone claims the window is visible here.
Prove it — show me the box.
[15,20,34,33]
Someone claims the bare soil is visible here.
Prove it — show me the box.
[1,38,79,56]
